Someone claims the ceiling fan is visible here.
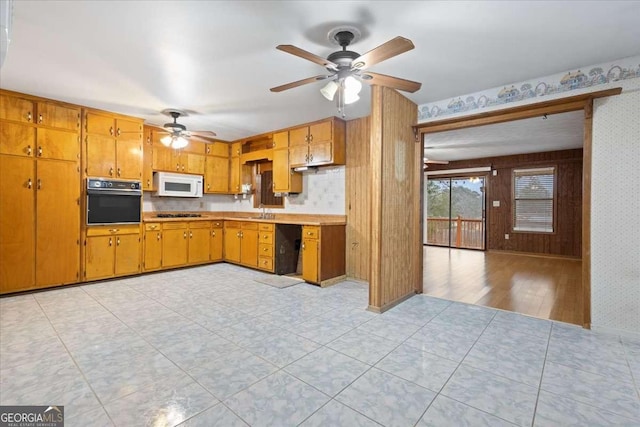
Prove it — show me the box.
[270,27,421,115]
[149,109,217,149]
[423,157,449,170]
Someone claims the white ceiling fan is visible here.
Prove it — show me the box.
[423,157,449,170]
[148,109,217,149]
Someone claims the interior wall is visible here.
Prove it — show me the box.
[345,116,371,281]
[143,165,346,215]
[369,86,421,311]
[427,149,583,257]
[591,78,640,337]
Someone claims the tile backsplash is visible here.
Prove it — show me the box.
[143,166,346,215]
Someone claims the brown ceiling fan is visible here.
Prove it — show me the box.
[423,157,450,170]
[148,110,217,148]
[270,28,422,96]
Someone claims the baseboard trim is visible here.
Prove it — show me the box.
[368,291,417,314]
[488,249,581,261]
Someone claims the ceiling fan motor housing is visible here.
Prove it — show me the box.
[327,30,360,69]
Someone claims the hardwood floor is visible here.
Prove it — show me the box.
[423,246,582,325]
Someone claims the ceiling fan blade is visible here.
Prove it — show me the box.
[190,135,218,143]
[190,130,217,138]
[276,45,338,70]
[351,36,415,70]
[360,71,422,93]
[425,159,450,164]
[270,75,330,92]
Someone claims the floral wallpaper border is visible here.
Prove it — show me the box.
[417,55,640,122]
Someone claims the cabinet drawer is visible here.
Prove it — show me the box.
[225,221,242,229]
[211,221,223,228]
[259,232,273,244]
[259,223,274,232]
[303,226,319,239]
[87,224,140,236]
[258,257,273,271]
[162,222,188,230]
[259,243,273,257]
[242,222,258,230]
[145,223,161,231]
[188,221,210,229]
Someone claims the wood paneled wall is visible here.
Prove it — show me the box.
[427,149,583,257]
[369,86,422,311]
[345,116,371,281]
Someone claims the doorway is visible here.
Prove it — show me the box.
[425,176,486,250]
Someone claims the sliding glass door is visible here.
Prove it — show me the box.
[425,176,486,250]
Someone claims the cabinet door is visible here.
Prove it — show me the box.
[86,134,116,177]
[205,155,229,193]
[37,102,80,131]
[302,238,319,283]
[153,147,174,172]
[289,126,308,146]
[224,227,241,263]
[0,156,35,292]
[144,231,162,271]
[289,145,309,167]
[0,122,36,157]
[206,142,229,157]
[307,142,333,166]
[85,236,115,280]
[188,227,210,264]
[309,121,332,145]
[162,228,188,267]
[116,135,142,179]
[210,228,223,261]
[35,160,80,287]
[142,136,154,190]
[37,128,79,161]
[0,94,35,123]
[272,149,290,193]
[115,234,140,275]
[229,156,240,194]
[186,153,205,175]
[240,229,258,267]
[272,131,288,150]
[86,112,115,137]
[115,118,141,135]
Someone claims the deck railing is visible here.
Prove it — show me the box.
[426,216,484,249]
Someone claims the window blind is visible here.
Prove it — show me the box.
[513,167,555,232]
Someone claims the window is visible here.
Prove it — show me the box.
[513,166,555,233]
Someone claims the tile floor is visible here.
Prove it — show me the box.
[1,263,639,426]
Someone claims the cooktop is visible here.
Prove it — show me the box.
[155,213,203,218]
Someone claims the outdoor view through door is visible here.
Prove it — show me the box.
[425,177,486,250]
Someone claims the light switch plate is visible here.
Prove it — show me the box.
[492,200,500,207]
[492,169,497,176]
[505,234,510,240]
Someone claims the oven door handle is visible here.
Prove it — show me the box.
[87,189,142,196]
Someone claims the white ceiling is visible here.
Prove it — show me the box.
[1,1,639,141]
[424,110,585,161]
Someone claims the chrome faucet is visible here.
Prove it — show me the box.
[259,203,265,219]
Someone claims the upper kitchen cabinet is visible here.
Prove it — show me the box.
[205,142,230,194]
[272,131,302,194]
[85,110,143,180]
[142,126,154,190]
[153,139,206,175]
[289,117,345,168]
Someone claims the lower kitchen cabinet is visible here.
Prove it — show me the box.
[210,221,224,261]
[223,221,258,267]
[188,221,211,264]
[301,225,346,285]
[143,223,162,271]
[84,225,140,281]
[258,223,274,272]
[162,222,188,268]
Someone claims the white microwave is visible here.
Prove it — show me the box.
[153,172,203,198]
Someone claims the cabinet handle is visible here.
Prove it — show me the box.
[27,178,32,189]
[304,134,308,142]
[37,179,42,190]
[263,260,268,265]
[264,234,268,239]
[181,165,185,171]
[116,238,121,246]
[38,114,43,124]
[27,112,32,122]
[109,228,119,233]
[37,146,43,157]
[206,146,210,154]
[189,231,193,238]
[207,184,210,190]
[309,134,313,142]
[302,243,305,249]
[109,238,113,246]
[26,145,32,156]
[176,164,180,171]
[117,167,121,177]
[307,231,312,235]
[109,167,114,176]
[212,230,216,237]
[109,126,114,136]
[149,225,157,230]
[183,232,187,239]
[157,233,161,241]
[304,154,309,162]
[147,179,150,187]
[272,181,275,189]
[309,154,313,162]
[117,128,121,136]
[236,231,241,238]
[263,247,268,252]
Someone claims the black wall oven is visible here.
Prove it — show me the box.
[86,179,142,225]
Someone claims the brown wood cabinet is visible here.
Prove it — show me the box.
[0,92,81,294]
[205,142,230,194]
[289,118,345,168]
[143,223,162,271]
[153,147,206,175]
[188,221,211,264]
[258,223,275,272]
[229,142,242,194]
[272,131,302,193]
[301,225,346,285]
[162,222,189,267]
[84,225,140,281]
[224,221,258,267]
[142,127,154,190]
[210,221,224,261]
[85,110,143,179]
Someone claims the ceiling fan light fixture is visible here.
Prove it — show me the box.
[320,80,339,101]
[160,135,173,147]
[344,92,360,105]
[172,136,188,149]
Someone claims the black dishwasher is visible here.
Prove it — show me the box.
[275,224,302,275]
